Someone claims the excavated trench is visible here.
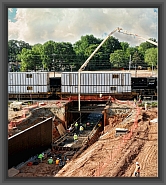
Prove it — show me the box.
[9,101,136,177]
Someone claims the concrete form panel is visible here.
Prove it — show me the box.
[8,117,52,169]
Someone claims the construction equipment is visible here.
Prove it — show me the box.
[118,29,158,46]
[77,27,158,112]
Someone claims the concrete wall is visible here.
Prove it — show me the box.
[8,117,52,169]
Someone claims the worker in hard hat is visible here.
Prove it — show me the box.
[59,159,65,168]
[73,133,78,142]
[47,157,53,164]
[86,122,90,128]
[138,95,142,103]
[74,122,79,133]
[79,125,84,135]
[38,153,44,163]
[55,158,60,165]
[66,158,70,164]
[134,162,140,177]
[145,102,148,111]
[98,122,102,128]
[67,124,73,133]
[134,98,137,106]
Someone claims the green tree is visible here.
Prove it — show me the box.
[19,48,40,71]
[8,40,32,63]
[120,42,129,52]
[41,40,56,71]
[110,50,128,68]
[73,35,101,69]
[31,44,43,70]
[131,51,142,68]
[53,42,76,71]
[100,36,122,69]
[144,48,158,68]
[84,44,105,70]
[138,38,157,59]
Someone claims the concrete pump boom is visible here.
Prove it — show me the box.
[78,27,122,73]
[78,27,122,112]
[78,27,158,112]
[118,29,158,46]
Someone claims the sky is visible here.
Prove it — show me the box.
[8,8,158,47]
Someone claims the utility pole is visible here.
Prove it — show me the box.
[135,63,137,77]
[52,53,56,77]
[129,55,131,72]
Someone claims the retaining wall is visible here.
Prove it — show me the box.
[8,117,52,169]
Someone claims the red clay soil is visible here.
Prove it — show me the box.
[13,101,158,178]
[55,106,158,177]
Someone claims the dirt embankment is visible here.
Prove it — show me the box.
[55,107,158,177]
[12,103,158,177]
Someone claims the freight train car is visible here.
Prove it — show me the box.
[8,72,157,100]
[8,72,52,99]
[131,77,157,96]
[61,71,132,94]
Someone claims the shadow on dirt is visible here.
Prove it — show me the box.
[142,113,150,121]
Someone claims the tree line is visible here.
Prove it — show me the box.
[8,35,157,72]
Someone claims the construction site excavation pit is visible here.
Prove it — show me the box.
[8,100,107,176]
[8,99,157,177]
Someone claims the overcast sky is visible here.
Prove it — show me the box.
[8,8,158,47]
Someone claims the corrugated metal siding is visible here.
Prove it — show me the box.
[8,72,49,86]
[61,72,131,94]
[8,85,49,93]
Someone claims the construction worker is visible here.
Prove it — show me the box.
[138,95,142,103]
[59,159,65,168]
[90,122,94,128]
[38,153,44,163]
[79,125,84,135]
[47,157,53,164]
[86,122,90,128]
[134,98,137,106]
[67,124,73,133]
[145,102,148,111]
[98,122,101,128]
[83,123,87,130]
[73,133,78,142]
[134,162,140,177]
[66,158,70,164]
[74,122,79,133]
[43,152,47,160]
[55,158,60,165]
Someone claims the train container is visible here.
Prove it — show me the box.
[8,72,49,86]
[131,77,148,89]
[61,85,131,94]
[61,71,131,94]
[8,85,49,93]
[147,77,157,89]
